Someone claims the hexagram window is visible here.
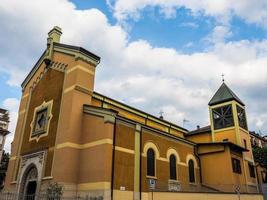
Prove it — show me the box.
[32,108,48,136]
[237,105,248,130]
[147,148,155,177]
[169,154,177,180]
[212,105,234,130]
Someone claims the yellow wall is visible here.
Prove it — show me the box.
[214,128,237,143]
[186,132,212,143]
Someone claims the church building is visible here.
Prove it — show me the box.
[4,27,265,200]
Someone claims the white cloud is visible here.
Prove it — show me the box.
[108,0,267,27]
[0,0,267,153]
[205,25,232,44]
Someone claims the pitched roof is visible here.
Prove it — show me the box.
[21,42,101,89]
[208,82,245,106]
[186,125,211,136]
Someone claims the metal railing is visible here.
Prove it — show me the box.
[146,180,264,194]
[1,183,266,200]
[0,192,88,200]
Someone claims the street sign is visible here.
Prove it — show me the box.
[149,179,156,190]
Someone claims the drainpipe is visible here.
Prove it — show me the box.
[111,119,117,200]
[194,144,203,184]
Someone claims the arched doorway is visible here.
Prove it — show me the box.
[19,165,38,200]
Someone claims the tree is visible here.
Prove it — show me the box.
[253,147,267,170]
[46,182,63,200]
[0,151,10,189]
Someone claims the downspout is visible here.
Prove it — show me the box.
[111,119,117,200]
[194,144,203,184]
[139,128,142,200]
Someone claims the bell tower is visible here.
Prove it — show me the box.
[208,82,249,147]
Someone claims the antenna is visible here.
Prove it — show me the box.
[183,118,189,128]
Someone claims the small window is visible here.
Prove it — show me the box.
[237,105,248,130]
[243,139,247,149]
[147,148,155,177]
[212,105,234,130]
[248,163,255,178]
[231,158,241,174]
[262,171,267,183]
[169,154,177,180]
[189,159,195,183]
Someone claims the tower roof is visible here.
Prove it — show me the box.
[208,83,245,106]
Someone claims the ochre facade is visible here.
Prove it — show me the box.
[4,27,264,200]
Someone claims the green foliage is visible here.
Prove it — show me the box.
[253,146,267,170]
[46,182,63,200]
[0,151,10,189]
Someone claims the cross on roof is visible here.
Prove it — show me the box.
[221,73,225,82]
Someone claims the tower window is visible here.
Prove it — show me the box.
[147,148,155,177]
[212,105,234,130]
[231,158,241,174]
[188,159,195,183]
[237,105,248,130]
[169,154,177,180]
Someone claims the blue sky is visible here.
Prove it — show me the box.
[1,0,267,150]
[70,0,267,48]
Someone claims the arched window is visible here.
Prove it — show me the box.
[169,154,177,180]
[147,148,155,176]
[189,159,195,183]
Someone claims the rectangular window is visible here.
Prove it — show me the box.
[243,139,247,149]
[262,171,267,183]
[231,158,241,174]
[248,163,255,178]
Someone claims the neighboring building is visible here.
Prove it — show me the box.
[4,27,264,200]
[0,108,9,161]
[250,131,267,148]
[249,131,267,186]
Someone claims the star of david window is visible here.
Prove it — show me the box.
[32,108,48,136]
[237,105,248,130]
[30,100,53,141]
[212,104,234,130]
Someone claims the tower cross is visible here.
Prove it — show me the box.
[221,73,225,82]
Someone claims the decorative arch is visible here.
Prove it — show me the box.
[19,164,38,199]
[143,142,160,159]
[186,154,198,168]
[166,148,180,163]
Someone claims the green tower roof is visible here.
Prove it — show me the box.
[208,83,245,106]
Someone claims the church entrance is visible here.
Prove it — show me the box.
[25,181,37,199]
[19,165,38,200]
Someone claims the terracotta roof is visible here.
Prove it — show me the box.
[186,125,211,136]
[209,83,245,106]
